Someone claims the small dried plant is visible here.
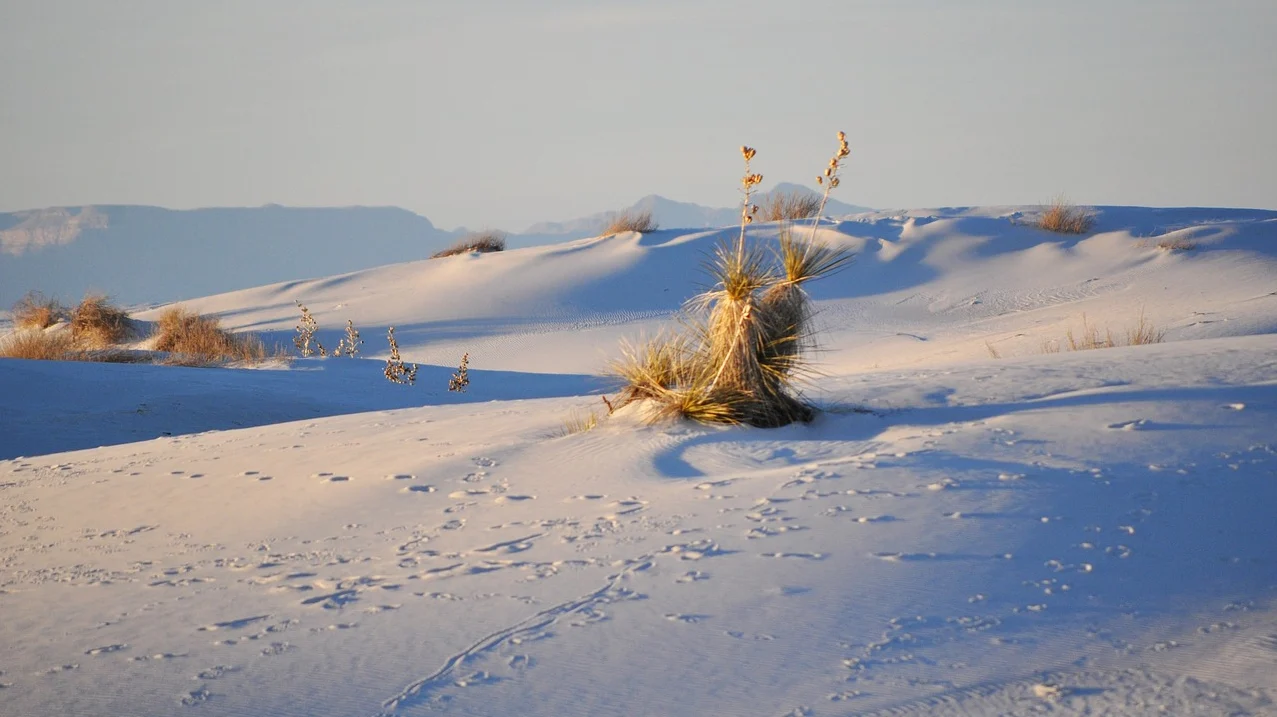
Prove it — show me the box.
[760,190,822,222]
[604,209,659,235]
[449,352,470,392]
[1036,196,1094,234]
[334,319,363,357]
[383,327,418,385]
[431,230,507,258]
[1043,309,1165,353]
[12,291,66,330]
[293,302,326,357]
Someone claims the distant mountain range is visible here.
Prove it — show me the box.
[0,186,872,307]
[0,205,460,307]
[518,183,872,243]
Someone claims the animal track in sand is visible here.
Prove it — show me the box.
[664,613,711,623]
[180,686,212,706]
[197,615,271,632]
[493,494,535,504]
[195,664,238,680]
[675,570,710,583]
[760,551,826,561]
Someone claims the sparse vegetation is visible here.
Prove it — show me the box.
[70,294,132,349]
[1042,310,1165,353]
[760,190,822,222]
[12,291,66,330]
[560,407,600,436]
[0,329,77,361]
[383,327,418,385]
[449,353,470,392]
[603,209,658,235]
[334,320,363,357]
[431,230,508,258]
[152,306,270,365]
[610,133,853,427]
[1154,236,1196,252]
[1035,196,1094,234]
[294,302,325,357]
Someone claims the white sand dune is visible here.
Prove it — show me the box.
[2,206,1275,716]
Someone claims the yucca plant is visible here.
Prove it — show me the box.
[610,133,854,428]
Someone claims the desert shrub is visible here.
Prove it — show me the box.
[333,319,363,357]
[760,191,822,222]
[1035,196,1094,234]
[152,306,270,365]
[12,291,66,330]
[293,302,325,357]
[70,294,131,349]
[383,327,418,385]
[431,230,507,258]
[610,133,853,427]
[448,352,470,392]
[0,329,77,360]
[1042,310,1164,353]
[604,209,658,235]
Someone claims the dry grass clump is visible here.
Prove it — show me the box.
[431,230,508,258]
[1155,236,1196,252]
[152,306,270,365]
[0,329,77,361]
[761,191,822,222]
[1035,196,1094,234]
[70,294,132,349]
[12,291,66,330]
[604,209,658,235]
[610,133,853,428]
[560,408,601,436]
[1042,310,1165,353]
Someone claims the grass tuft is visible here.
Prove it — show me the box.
[12,291,66,330]
[603,209,658,235]
[70,294,132,349]
[761,191,822,222]
[1042,310,1165,353]
[431,230,508,258]
[1035,196,1094,234]
[152,306,271,365]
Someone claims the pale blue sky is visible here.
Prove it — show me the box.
[2,0,1274,230]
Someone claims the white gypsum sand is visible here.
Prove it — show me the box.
[1,205,1275,716]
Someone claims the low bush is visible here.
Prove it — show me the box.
[70,294,132,349]
[12,291,66,330]
[152,306,270,365]
[431,231,507,258]
[0,329,76,361]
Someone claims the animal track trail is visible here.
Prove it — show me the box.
[377,558,651,715]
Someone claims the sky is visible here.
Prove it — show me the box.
[1,0,1274,231]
